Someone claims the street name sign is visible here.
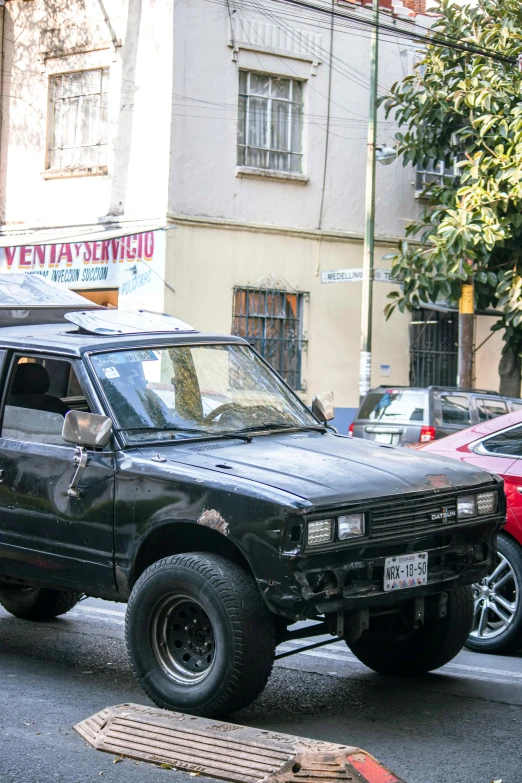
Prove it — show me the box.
[321,268,400,284]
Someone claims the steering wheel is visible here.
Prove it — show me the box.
[203,402,242,425]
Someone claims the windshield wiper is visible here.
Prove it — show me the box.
[119,425,209,434]
[234,423,326,434]
[117,425,253,443]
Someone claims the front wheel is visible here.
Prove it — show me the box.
[466,534,522,654]
[347,586,473,675]
[125,553,276,717]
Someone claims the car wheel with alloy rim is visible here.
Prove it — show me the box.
[466,533,522,654]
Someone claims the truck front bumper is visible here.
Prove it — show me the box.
[261,519,501,620]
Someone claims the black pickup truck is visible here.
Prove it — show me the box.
[0,275,504,717]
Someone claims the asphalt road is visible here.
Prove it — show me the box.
[0,597,520,783]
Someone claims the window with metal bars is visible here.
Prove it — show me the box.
[232,287,307,390]
[416,159,459,192]
[237,71,304,173]
[48,69,109,170]
[410,309,458,387]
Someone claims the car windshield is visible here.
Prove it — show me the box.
[91,343,317,442]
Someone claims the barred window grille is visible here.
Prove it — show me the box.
[416,159,459,191]
[232,287,307,390]
[410,308,458,387]
[237,71,304,173]
[49,69,109,170]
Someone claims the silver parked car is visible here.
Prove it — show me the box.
[349,385,522,446]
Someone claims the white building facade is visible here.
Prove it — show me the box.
[0,0,503,428]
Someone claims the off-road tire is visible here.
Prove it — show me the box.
[465,534,522,654]
[347,585,473,675]
[125,552,276,717]
[0,586,81,621]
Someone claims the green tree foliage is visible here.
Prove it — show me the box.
[383,0,522,391]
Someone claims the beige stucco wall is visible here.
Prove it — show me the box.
[163,221,411,412]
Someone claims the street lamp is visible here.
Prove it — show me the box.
[375,145,397,165]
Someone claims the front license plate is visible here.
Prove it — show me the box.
[384,552,428,592]
[374,433,392,444]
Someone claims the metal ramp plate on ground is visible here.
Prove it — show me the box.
[75,703,404,783]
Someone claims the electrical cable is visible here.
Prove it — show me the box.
[244,0,391,92]
[233,8,370,126]
[257,0,518,63]
[232,12,381,142]
[218,0,519,64]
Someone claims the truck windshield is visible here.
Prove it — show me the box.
[91,343,317,441]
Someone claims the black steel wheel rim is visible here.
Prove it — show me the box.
[151,595,216,685]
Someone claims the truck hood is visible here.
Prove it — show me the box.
[150,430,494,508]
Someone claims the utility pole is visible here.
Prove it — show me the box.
[359,0,379,401]
[458,277,474,388]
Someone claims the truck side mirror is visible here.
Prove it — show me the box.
[312,391,335,422]
[62,410,113,448]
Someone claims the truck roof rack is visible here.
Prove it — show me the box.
[427,385,499,395]
[374,384,501,395]
[65,309,197,336]
[0,274,198,335]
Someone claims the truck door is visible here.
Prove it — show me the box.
[0,353,116,594]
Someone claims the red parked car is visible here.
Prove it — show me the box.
[418,410,522,653]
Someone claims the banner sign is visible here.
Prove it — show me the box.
[0,229,164,289]
[0,229,167,312]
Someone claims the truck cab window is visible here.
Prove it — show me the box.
[1,357,91,445]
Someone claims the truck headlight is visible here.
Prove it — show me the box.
[477,491,497,515]
[338,513,365,539]
[457,495,477,518]
[307,519,334,546]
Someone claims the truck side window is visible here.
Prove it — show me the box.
[1,356,91,446]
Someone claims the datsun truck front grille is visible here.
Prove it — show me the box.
[370,494,459,540]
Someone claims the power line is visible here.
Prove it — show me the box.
[245,0,390,93]
[203,0,421,56]
[226,0,518,65]
[233,9,370,123]
[262,0,519,64]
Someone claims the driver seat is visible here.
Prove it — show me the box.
[9,363,69,417]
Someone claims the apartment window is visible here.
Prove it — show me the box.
[232,287,307,390]
[238,71,304,173]
[416,159,459,192]
[48,69,109,171]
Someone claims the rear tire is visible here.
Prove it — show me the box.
[347,586,473,675]
[125,552,276,717]
[0,586,81,621]
[465,533,522,654]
